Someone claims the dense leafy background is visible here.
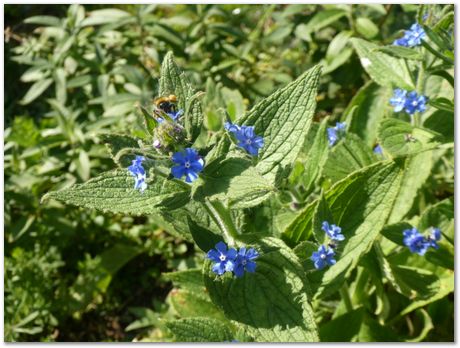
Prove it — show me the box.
[4,4,454,342]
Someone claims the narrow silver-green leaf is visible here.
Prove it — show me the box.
[204,236,319,342]
[20,78,53,105]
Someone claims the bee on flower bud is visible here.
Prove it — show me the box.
[154,94,178,114]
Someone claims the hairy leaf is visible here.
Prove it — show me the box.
[204,236,318,342]
[378,118,443,157]
[42,169,190,215]
[193,156,275,209]
[323,133,377,183]
[166,317,234,342]
[159,52,203,141]
[351,38,415,89]
[238,65,322,186]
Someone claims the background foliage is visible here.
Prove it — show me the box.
[4,4,454,342]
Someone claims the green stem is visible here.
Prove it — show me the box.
[340,283,354,312]
[413,49,427,127]
[204,200,239,245]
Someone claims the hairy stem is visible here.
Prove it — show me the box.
[340,283,354,312]
[204,200,239,245]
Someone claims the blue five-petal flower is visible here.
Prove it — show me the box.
[403,227,430,255]
[207,241,237,275]
[225,122,264,156]
[327,122,346,147]
[171,148,204,183]
[311,245,336,270]
[393,23,426,47]
[233,247,259,278]
[322,221,345,241]
[128,156,148,193]
[390,89,427,115]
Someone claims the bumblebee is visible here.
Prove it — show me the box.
[154,95,178,114]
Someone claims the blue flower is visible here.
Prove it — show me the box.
[128,156,147,193]
[327,122,346,147]
[224,121,240,133]
[233,247,259,278]
[427,227,441,249]
[207,241,237,275]
[171,148,204,183]
[373,144,383,155]
[390,89,427,115]
[404,91,427,115]
[393,23,426,47]
[310,245,336,270]
[225,122,264,156]
[403,227,430,255]
[390,89,408,112]
[321,221,345,241]
[158,109,184,123]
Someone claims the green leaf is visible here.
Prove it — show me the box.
[355,17,379,39]
[168,289,226,320]
[424,110,454,141]
[377,46,423,61]
[42,169,190,215]
[24,15,62,27]
[187,216,223,252]
[312,192,333,244]
[418,198,454,243]
[204,236,319,342]
[398,271,453,318]
[283,198,316,244]
[388,151,433,223]
[295,119,329,193]
[389,264,440,300]
[20,78,53,105]
[81,9,131,26]
[343,82,392,146]
[320,307,364,341]
[99,133,140,167]
[193,156,275,209]
[166,317,234,342]
[159,52,203,141]
[378,118,443,157]
[295,10,347,42]
[138,105,158,137]
[293,240,319,273]
[351,38,415,89]
[429,97,454,113]
[323,133,377,183]
[163,269,205,294]
[286,161,403,298]
[381,222,413,246]
[323,30,353,73]
[54,67,67,104]
[238,65,322,186]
